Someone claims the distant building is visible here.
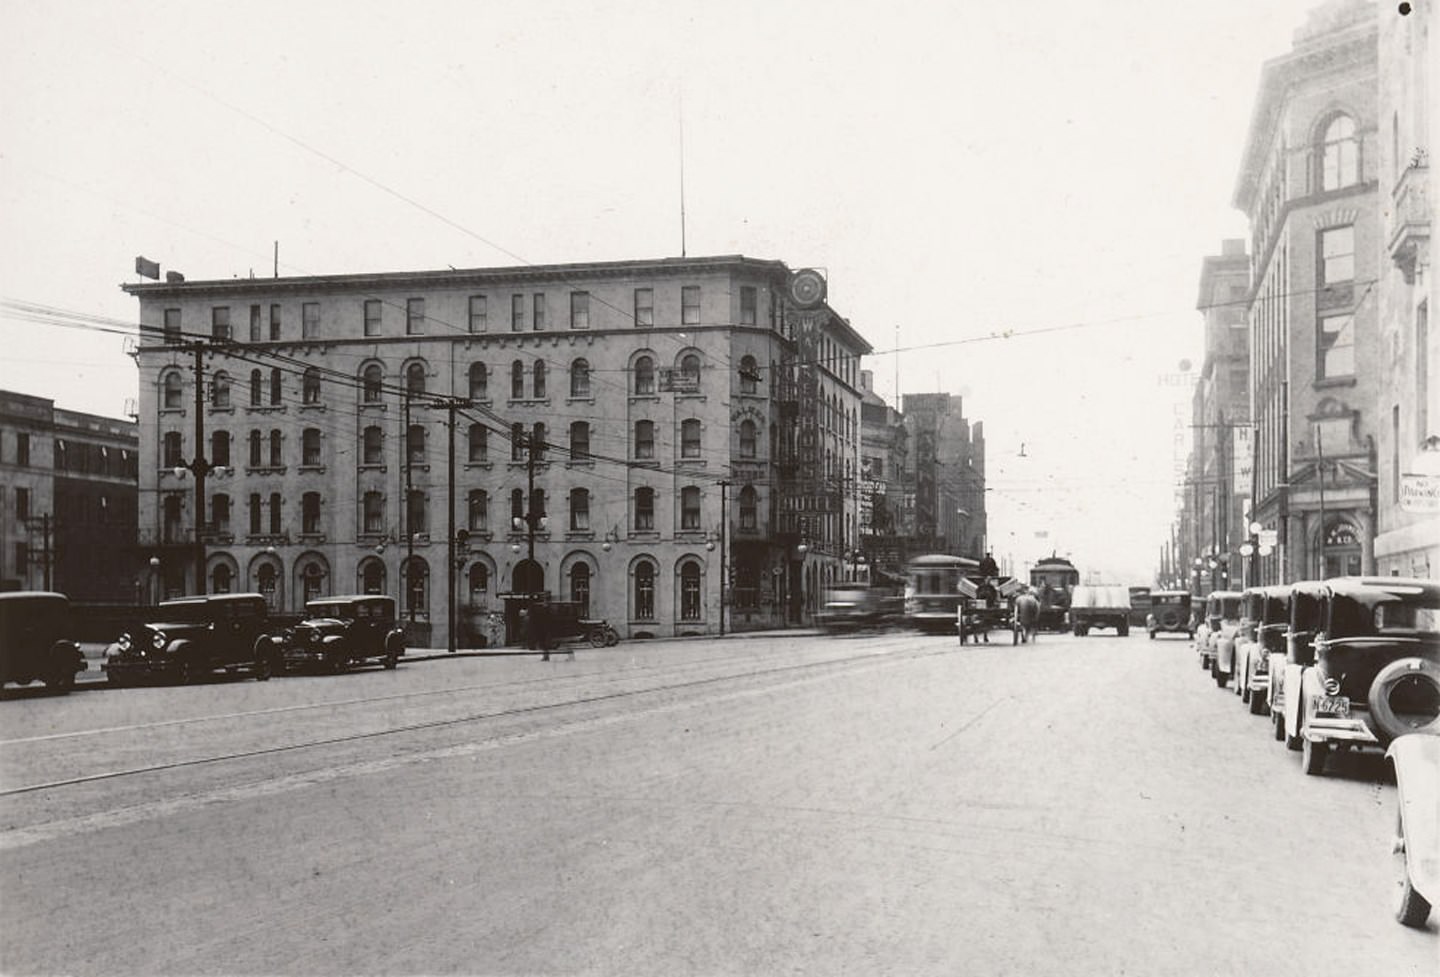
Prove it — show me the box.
[1373,0,1437,578]
[1233,0,1381,583]
[0,390,139,600]
[123,255,872,646]
[857,369,910,577]
[900,392,987,560]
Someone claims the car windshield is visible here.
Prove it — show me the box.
[156,601,215,623]
[1374,602,1440,634]
[1220,598,1241,620]
[307,603,353,619]
[824,588,868,604]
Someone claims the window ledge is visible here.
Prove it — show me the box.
[247,405,288,414]
[299,403,326,412]
[508,398,553,408]
[360,403,388,411]
[1314,376,1357,389]
[298,464,326,474]
[567,396,596,406]
[566,459,595,469]
[359,464,388,473]
[464,461,494,471]
[566,531,596,541]
[209,406,235,415]
[632,459,660,468]
[630,394,661,403]
[247,466,287,476]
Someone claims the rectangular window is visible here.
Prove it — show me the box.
[364,300,381,337]
[511,294,525,331]
[211,307,231,341]
[163,308,181,343]
[682,286,700,325]
[1318,313,1355,378]
[363,492,384,533]
[570,292,589,330]
[17,432,30,466]
[1319,226,1354,285]
[249,493,262,534]
[269,305,282,341]
[634,288,654,327]
[406,298,425,335]
[681,487,701,529]
[533,294,546,331]
[407,490,426,534]
[468,295,487,333]
[570,489,590,531]
[249,305,262,342]
[740,286,757,325]
[635,489,654,531]
[16,487,29,521]
[302,302,320,339]
[635,421,654,460]
[15,542,28,577]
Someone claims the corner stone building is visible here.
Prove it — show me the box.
[124,256,871,648]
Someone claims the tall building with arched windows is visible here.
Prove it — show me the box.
[1233,0,1381,583]
[123,256,872,647]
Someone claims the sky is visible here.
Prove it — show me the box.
[0,0,1349,586]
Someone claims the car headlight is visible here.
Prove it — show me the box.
[152,631,167,650]
[309,630,320,643]
[1323,677,1340,695]
[117,634,132,651]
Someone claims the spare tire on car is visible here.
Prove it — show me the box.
[1367,659,1440,743]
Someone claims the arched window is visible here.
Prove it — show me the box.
[302,368,321,404]
[163,431,183,468]
[570,421,590,459]
[269,429,282,467]
[739,485,758,529]
[570,359,590,398]
[680,353,701,386]
[511,360,525,399]
[469,362,488,401]
[302,492,321,534]
[511,423,525,461]
[739,355,758,394]
[634,356,655,395]
[634,487,655,531]
[635,561,656,620]
[269,492,283,534]
[680,560,702,621]
[210,430,230,467]
[681,418,701,458]
[468,423,488,463]
[212,564,233,594]
[406,362,426,397]
[257,563,279,609]
[360,558,385,595]
[680,485,701,530]
[303,562,325,604]
[531,422,547,461]
[249,369,263,407]
[635,420,655,459]
[248,429,262,467]
[570,488,590,531]
[511,488,525,525]
[739,419,757,458]
[249,493,262,534]
[163,372,184,409]
[362,364,383,403]
[302,428,321,466]
[468,563,489,607]
[406,489,426,534]
[468,489,489,531]
[533,360,547,399]
[269,368,283,405]
[403,558,429,617]
[363,491,384,534]
[363,425,383,465]
[407,424,425,465]
[211,493,231,533]
[1320,113,1358,190]
[571,563,591,617]
[211,372,231,409]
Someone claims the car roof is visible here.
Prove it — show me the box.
[161,592,265,606]
[0,591,69,602]
[1323,577,1440,604]
[1206,590,1244,600]
[1149,590,1191,598]
[310,594,393,603]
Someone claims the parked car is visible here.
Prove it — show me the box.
[1388,733,1438,928]
[1294,577,1440,776]
[103,593,281,685]
[1202,590,1243,686]
[1068,585,1131,637]
[280,595,406,673]
[0,591,87,693]
[1275,581,1329,748]
[1145,590,1193,640]
[1237,585,1291,716]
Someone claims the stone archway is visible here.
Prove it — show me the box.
[511,558,543,595]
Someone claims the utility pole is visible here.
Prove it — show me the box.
[404,391,415,623]
[41,513,52,591]
[168,340,224,595]
[422,397,471,654]
[718,479,729,636]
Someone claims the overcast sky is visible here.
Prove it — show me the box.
[0,0,1347,585]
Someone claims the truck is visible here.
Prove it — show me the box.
[1067,585,1132,637]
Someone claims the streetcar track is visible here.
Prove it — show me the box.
[0,641,945,798]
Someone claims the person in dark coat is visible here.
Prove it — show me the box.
[978,552,999,577]
[532,600,551,661]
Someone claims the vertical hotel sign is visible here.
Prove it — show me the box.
[1233,425,1253,494]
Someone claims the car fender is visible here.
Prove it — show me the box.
[384,630,406,653]
[1283,663,1307,739]
[320,634,347,647]
[1369,659,1440,742]
[1388,735,1440,912]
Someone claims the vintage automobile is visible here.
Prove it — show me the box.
[1274,581,1328,747]
[104,593,281,685]
[1068,584,1131,637]
[816,582,903,633]
[1145,590,1193,640]
[1201,590,1243,686]
[1388,733,1438,928]
[1235,585,1290,717]
[1293,577,1440,776]
[0,591,88,693]
[280,595,406,673]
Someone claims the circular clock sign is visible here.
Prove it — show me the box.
[788,269,826,308]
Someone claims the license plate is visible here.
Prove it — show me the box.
[1316,695,1350,718]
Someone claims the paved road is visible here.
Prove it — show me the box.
[1,630,1433,975]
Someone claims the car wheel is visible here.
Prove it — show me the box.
[1301,735,1328,776]
[1249,686,1268,715]
[1212,659,1229,689]
[1148,630,1156,640]
[1118,623,1129,637]
[176,659,201,685]
[48,667,76,694]
[254,655,272,681]
[1367,659,1440,742]
[107,670,129,689]
[1273,708,1286,741]
[1395,812,1434,928]
[383,650,399,670]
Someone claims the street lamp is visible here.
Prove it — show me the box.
[148,556,160,606]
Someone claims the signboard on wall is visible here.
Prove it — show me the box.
[1400,473,1440,513]
[1233,425,1253,494]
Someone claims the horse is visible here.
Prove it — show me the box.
[1014,592,1041,644]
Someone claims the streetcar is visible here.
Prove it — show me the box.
[904,554,979,632]
[1028,555,1079,632]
